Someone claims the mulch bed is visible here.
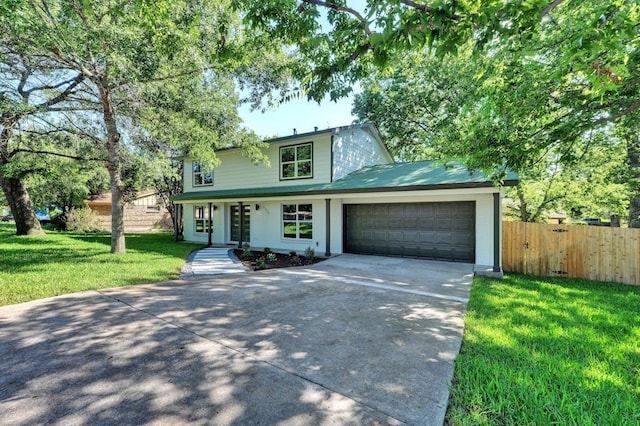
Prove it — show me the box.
[233,249,325,271]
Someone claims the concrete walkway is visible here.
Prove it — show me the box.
[180,247,249,278]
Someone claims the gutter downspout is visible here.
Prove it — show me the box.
[207,202,213,246]
[325,198,331,257]
[493,192,502,273]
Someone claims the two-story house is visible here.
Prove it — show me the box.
[172,123,518,273]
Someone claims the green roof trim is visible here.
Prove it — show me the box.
[172,161,519,202]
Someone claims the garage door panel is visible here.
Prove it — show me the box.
[345,202,475,262]
[388,231,405,242]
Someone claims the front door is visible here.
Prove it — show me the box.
[230,204,251,243]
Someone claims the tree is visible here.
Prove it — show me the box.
[5,134,109,213]
[1,0,284,252]
[504,136,629,222]
[352,43,636,222]
[242,1,638,167]
[239,0,554,102]
[617,113,640,227]
[0,45,86,235]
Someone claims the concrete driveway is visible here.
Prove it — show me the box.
[0,254,473,425]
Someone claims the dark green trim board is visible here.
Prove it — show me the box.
[207,202,213,246]
[325,199,331,257]
[238,201,244,248]
[493,193,501,272]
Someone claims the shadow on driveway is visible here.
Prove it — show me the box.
[0,255,473,425]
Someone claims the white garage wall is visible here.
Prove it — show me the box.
[179,187,502,269]
[336,189,499,267]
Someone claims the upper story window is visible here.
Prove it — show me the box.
[280,143,312,180]
[193,162,214,186]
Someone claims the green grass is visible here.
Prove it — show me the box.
[0,222,203,306]
[447,274,640,425]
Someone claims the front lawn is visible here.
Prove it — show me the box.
[0,223,202,306]
[447,274,640,425]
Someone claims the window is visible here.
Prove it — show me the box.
[194,206,211,233]
[280,143,312,179]
[193,162,214,186]
[282,204,312,239]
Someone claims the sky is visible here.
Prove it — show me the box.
[238,94,358,139]
[237,0,369,139]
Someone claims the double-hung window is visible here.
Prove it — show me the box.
[194,206,211,233]
[280,143,312,180]
[193,162,214,186]
[282,204,312,239]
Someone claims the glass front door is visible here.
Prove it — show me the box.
[230,204,251,242]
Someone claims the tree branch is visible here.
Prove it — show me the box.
[10,147,106,162]
[541,0,566,18]
[594,100,640,126]
[39,73,85,108]
[301,0,371,35]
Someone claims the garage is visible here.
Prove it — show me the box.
[344,202,476,262]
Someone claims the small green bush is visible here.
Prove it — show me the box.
[263,247,272,254]
[289,255,302,266]
[289,250,297,256]
[242,247,253,260]
[65,208,102,233]
[266,252,277,262]
[304,246,315,260]
[255,256,268,270]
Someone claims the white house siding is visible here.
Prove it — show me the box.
[180,188,502,270]
[332,127,394,181]
[183,134,333,192]
[181,198,327,253]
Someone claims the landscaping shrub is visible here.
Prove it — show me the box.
[65,208,103,233]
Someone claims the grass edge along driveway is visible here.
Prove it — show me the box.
[0,223,202,306]
[446,274,640,425]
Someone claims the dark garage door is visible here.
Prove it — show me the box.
[344,202,475,262]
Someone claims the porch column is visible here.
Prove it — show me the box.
[493,192,501,272]
[207,202,213,246]
[325,198,331,257]
[238,201,244,248]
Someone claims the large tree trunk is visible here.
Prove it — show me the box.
[1,176,44,236]
[628,130,640,228]
[516,185,530,222]
[0,116,44,236]
[98,81,126,253]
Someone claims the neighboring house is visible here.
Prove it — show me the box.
[172,124,519,273]
[86,189,172,233]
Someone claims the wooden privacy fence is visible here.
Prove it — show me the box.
[503,221,640,286]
